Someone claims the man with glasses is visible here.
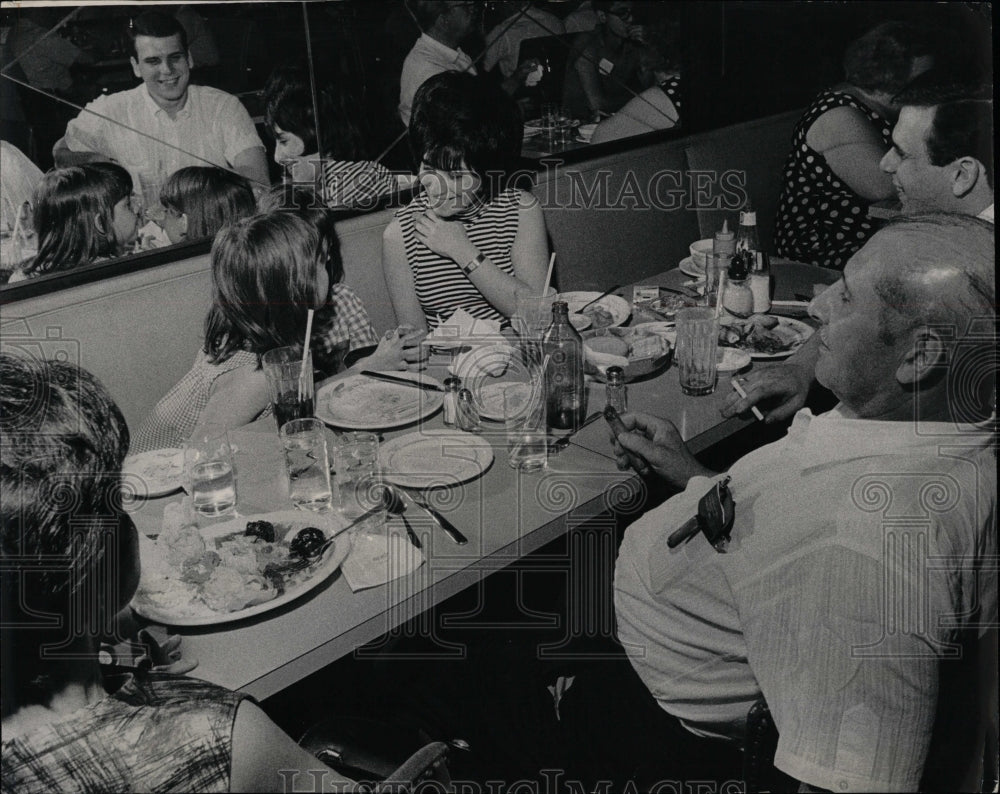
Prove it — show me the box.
[53,10,268,194]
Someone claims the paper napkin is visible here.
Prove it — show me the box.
[341,529,424,592]
[426,309,501,344]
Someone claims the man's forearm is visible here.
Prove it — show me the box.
[52,138,111,167]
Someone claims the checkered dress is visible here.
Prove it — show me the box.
[132,284,377,454]
[1,672,245,793]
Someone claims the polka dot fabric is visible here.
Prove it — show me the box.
[774,90,892,269]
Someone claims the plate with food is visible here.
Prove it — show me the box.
[560,291,631,329]
[316,372,444,430]
[719,314,813,359]
[132,511,352,626]
[568,313,592,331]
[644,292,700,321]
[123,448,184,497]
[582,326,672,381]
[473,380,535,422]
[632,323,751,372]
[379,430,494,488]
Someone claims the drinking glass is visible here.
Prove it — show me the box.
[675,307,720,396]
[263,347,314,431]
[330,432,383,519]
[703,252,729,309]
[515,285,556,367]
[504,381,547,471]
[280,418,333,512]
[183,429,237,516]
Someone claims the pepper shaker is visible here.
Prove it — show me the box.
[456,388,482,433]
[605,366,627,413]
[443,377,462,426]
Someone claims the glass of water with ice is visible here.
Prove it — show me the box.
[183,429,237,516]
[330,432,381,519]
[280,418,333,512]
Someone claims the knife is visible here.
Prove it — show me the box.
[360,370,445,393]
[578,284,623,311]
[399,488,468,545]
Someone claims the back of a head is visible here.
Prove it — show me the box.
[257,184,343,281]
[264,61,368,161]
[409,71,522,198]
[407,0,449,32]
[126,10,188,59]
[874,213,995,420]
[1,353,131,716]
[843,20,934,94]
[894,79,994,190]
[205,213,324,362]
[160,167,257,240]
[28,163,132,277]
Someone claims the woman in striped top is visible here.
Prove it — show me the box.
[382,72,550,331]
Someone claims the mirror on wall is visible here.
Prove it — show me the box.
[0,0,684,293]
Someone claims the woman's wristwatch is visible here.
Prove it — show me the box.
[461,252,486,275]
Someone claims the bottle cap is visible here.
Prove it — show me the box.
[715,220,734,241]
[739,210,757,226]
[606,366,625,384]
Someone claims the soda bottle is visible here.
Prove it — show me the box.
[543,301,585,430]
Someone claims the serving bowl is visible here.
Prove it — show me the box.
[689,238,714,272]
[582,326,672,382]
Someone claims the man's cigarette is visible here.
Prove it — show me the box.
[731,379,764,421]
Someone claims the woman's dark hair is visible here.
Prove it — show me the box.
[204,213,331,363]
[843,21,934,94]
[160,167,257,240]
[1,354,134,717]
[126,9,188,60]
[409,72,522,200]
[26,163,133,278]
[264,62,368,162]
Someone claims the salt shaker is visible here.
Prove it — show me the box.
[456,388,482,433]
[605,366,627,413]
[443,377,462,426]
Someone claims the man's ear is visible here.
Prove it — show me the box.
[950,156,983,198]
[897,328,946,386]
[130,57,140,79]
[186,52,194,71]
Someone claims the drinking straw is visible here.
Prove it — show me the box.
[543,251,556,295]
[299,308,314,401]
[714,270,727,318]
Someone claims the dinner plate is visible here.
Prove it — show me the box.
[720,316,814,359]
[123,448,184,497]
[316,372,444,430]
[379,430,494,488]
[474,381,533,421]
[559,291,631,328]
[679,256,705,278]
[131,510,352,627]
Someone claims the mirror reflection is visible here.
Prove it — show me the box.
[0,1,682,290]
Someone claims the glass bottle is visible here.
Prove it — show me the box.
[543,301,586,430]
[605,366,627,413]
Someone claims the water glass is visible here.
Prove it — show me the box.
[263,347,314,431]
[504,382,547,471]
[184,429,237,516]
[330,432,382,519]
[280,418,333,512]
[675,307,720,396]
[703,252,729,309]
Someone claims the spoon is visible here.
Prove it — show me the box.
[550,411,604,454]
[381,485,421,549]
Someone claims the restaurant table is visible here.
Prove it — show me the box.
[126,260,837,700]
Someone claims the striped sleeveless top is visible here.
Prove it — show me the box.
[396,188,522,327]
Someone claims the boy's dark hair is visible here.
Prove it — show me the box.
[126,10,188,60]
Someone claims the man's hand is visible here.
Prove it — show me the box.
[609,411,715,489]
[137,629,198,675]
[721,334,820,423]
[501,58,540,94]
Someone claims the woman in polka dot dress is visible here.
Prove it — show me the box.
[775,22,935,269]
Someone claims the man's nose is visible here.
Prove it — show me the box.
[879,148,897,173]
[808,286,830,324]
